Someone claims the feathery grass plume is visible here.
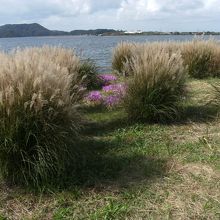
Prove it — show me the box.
[181,39,220,78]
[12,46,85,102]
[124,46,187,122]
[112,41,182,77]
[112,40,220,79]
[143,42,181,59]
[112,42,137,76]
[22,47,104,94]
[0,47,83,187]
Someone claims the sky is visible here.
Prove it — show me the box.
[0,0,219,31]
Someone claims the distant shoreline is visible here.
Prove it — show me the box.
[0,23,220,38]
[1,33,220,39]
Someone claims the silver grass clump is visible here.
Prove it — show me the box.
[124,46,188,122]
[0,47,83,187]
[181,39,220,78]
[112,42,137,76]
[112,39,220,79]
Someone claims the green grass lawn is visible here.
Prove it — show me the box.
[0,79,220,220]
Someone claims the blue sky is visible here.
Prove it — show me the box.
[0,0,219,31]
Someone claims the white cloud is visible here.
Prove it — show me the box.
[0,0,91,19]
[0,0,219,31]
[116,0,220,31]
[118,0,207,20]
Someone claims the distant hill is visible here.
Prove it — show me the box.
[0,23,69,38]
[0,23,121,38]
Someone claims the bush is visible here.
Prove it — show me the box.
[0,47,83,187]
[123,47,187,122]
[112,42,137,75]
[112,41,184,77]
[13,46,85,102]
[78,59,102,90]
[30,48,101,91]
[181,40,220,78]
[112,40,220,79]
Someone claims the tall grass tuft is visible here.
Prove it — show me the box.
[181,39,220,78]
[24,47,103,92]
[0,47,83,187]
[112,41,182,76]
[123,47,187,122]
[13,46,86,102]
[112,40,220,79]
[112,42,137,75]
[78,59,102,90]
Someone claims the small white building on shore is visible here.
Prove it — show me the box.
[124,30,143,34]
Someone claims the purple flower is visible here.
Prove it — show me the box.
[84,82,127,109]
[86,91,103,102]
[104,95,120,108]
[98,74,117,85]
[102,83,126,96]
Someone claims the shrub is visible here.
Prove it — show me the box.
[27,48,102,92]
[112,42,136,75]
[112,40,220,79]
[0,47,83,187]
[78,59,102,90]
[123,47,187,122]
[12,46,85,102]
[181,40,220,78]
[112,41,184,76]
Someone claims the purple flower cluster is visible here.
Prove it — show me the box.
[86,91,103,103]
[102,83,127,108]
[102,83,126,96]
[104,95,121,108]
[84,75,127,109]
[98,74,117,85]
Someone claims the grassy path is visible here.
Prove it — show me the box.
[0,79,220,219]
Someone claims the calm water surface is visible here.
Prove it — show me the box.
[0,35,220,72]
